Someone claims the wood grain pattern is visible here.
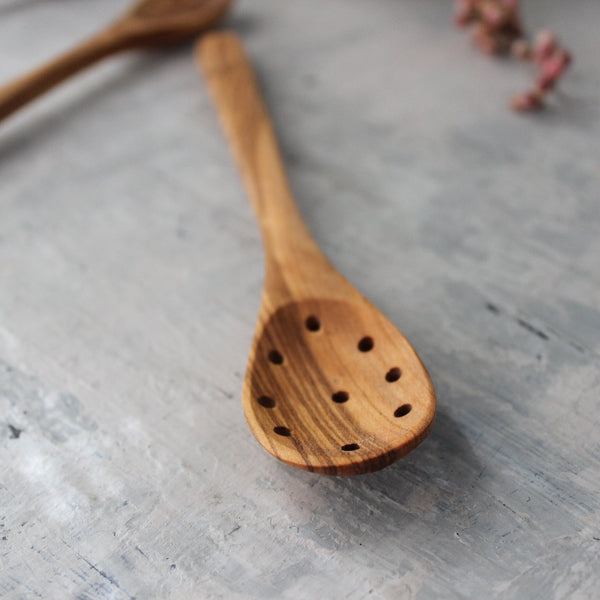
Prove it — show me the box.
[197,32,436,475]
[0,0,232,123]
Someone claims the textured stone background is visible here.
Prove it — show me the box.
[0,1,598,598]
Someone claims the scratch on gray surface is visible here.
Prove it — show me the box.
[515,319,549,341]
[0,359,97,443]
[75,551,134,600]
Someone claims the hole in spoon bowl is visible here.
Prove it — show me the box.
[358,337,374,352]
[332,391,349,404]
[305,315,321,332]
[386,367,402,382]
[341,443,360,452]
[268,350,284,365]
[257,396,276,408]
[274,426,291,436]
[394,404,412,418]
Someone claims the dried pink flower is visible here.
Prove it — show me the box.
[510,39,531,59]
[453,0,571,112]
[533,30,557,61]
[511,89,544,112]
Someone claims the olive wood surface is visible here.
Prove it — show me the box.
[198,32,436,475]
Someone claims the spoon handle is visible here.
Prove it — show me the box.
[0,26,126,123]
[197,32,324,272]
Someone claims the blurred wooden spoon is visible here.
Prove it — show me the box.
[0,0,233,122]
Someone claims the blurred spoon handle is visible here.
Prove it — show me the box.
[0,25,125,123]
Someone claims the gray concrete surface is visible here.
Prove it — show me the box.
[1,1,599,598]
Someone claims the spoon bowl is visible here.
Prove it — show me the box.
[245,299,435,475]
[199,32,436,475]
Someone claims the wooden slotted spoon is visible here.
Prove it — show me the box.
[198,32,436,476]
[0,0,233,122]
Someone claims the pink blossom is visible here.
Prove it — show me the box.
[454,0,571,111]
